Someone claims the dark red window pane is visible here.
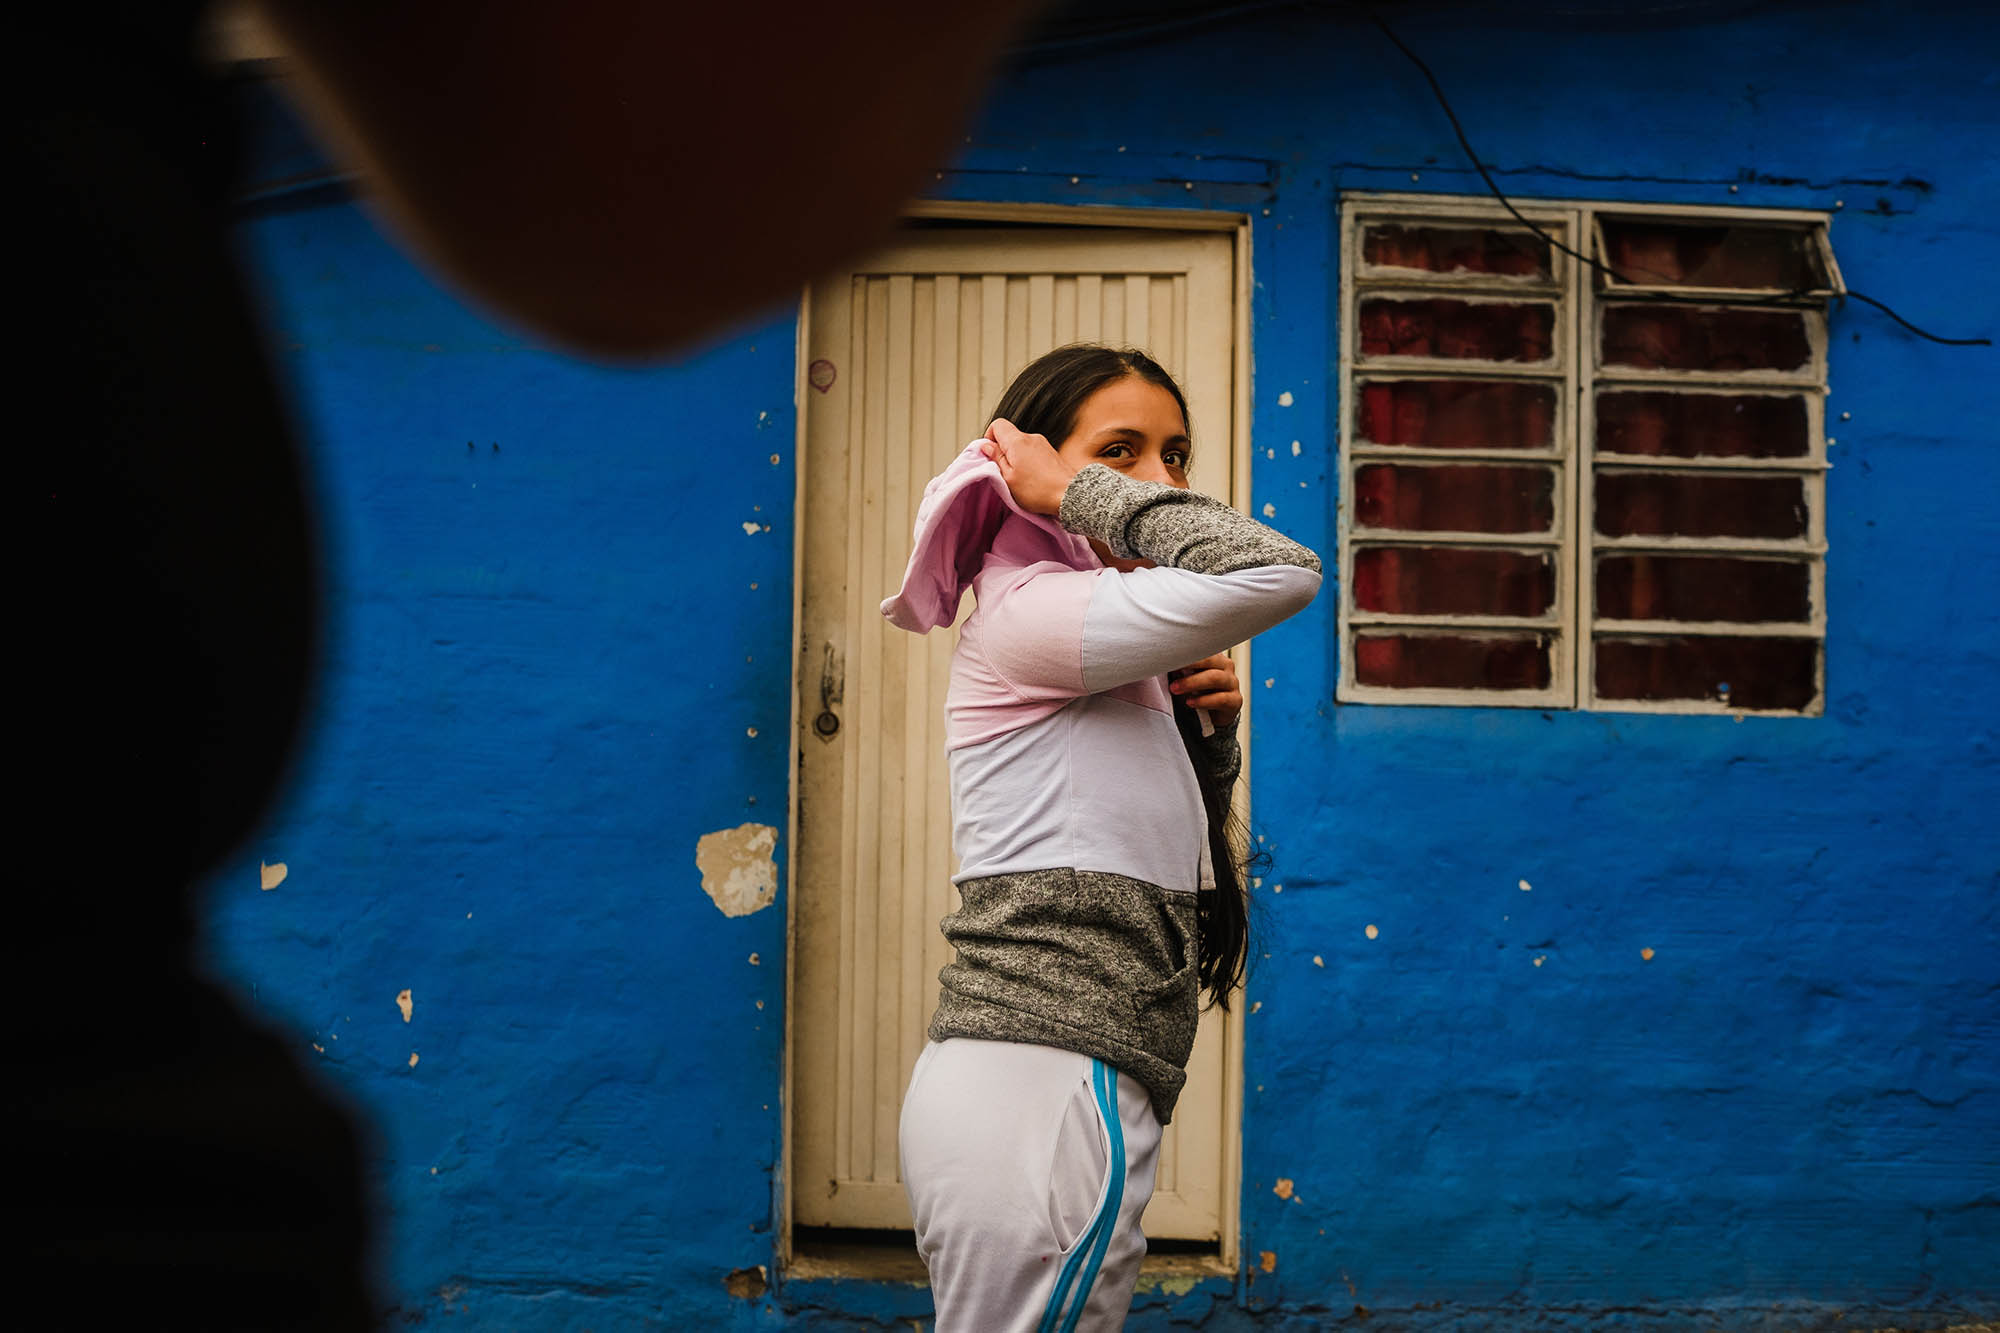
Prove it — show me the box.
[1596,391,1809,459]
[1361,299,1556,363]
[1595,635,1818,710]
[1355,464,1556,534]
[1596,555,1811,622]
[1354,546,1555,617]
[1357,380,1556,450]
[1595,471,1807,540]
[1363,225,1552,278]
[1601,219,1823,291]
[1601,306,1812,373]
[1354,632,1552,692]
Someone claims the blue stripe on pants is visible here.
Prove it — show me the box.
[1038,1061,1127,1333]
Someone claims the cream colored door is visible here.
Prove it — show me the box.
[791,227,1242,1245]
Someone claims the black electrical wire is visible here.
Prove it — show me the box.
[1838,289,1989,346]
[1368,10,1991,347]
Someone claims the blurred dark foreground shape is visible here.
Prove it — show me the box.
[22,1,1040,1323]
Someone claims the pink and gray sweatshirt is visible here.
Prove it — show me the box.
[882,446,1321,1123]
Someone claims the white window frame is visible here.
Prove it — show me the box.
[1336,192,1840,715]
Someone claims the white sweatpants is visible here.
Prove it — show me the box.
[899,1038,1163,1333]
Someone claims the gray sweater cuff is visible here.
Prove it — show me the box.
[1057,464,1322,577]
[1191,719,1242,787]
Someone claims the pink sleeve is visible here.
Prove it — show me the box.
[976,565,1103,699]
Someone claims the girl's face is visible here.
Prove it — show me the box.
[1055,375,1192,570]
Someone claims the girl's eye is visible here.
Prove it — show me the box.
[1101,444,1133,459]
[1165,452,1190,469]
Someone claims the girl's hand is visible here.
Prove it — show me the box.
[981,418,1078,516]
[1171,652,1241,730]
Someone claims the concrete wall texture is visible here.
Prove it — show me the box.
[209,2,1997,1327]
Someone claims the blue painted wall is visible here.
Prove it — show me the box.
[210,2,1997,1326]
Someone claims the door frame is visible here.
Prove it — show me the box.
[781,201,1256,1273]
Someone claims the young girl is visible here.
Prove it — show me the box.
[882,345,1321,1331]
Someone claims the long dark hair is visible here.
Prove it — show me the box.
[990,343,1253,1011]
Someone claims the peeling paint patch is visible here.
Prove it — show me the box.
[1291,439,1302,456]
[741,521,762,536]
[696,823,779,917]
[397,989,413,1023]
[1262,502,1276,518]
[1365,924,1379,940]
[260,861,287,891]
[725,1265,768,1299]
[1277,391,1294,407]
[408,1052,419,1068]
[1273,1177,1295,1200]
[1259,1250,1278,1273]
[1642,947,1656,961]
[1135,1271,1201,1296]
[1519,879,1532,891]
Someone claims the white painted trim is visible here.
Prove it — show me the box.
[1592,368,1827,389]
[1342,191,1837,227]
[1354,445,1568,463]
[903,199,1251,231]
[1351,612,1563,631]
[779,287,814,1270]
[1555,205,1585,707]
[1358,357,1569,380]
[1356,273,1565,296]
[1587,698,1819,716]
[1596,619,1820,637]
[1602,283,1836,302]
[856,231,1231,275]
[1219,209,1252,1272]
[1592,535,1826,555]
[1590,454,1826,473]
[1343,679,1569,709]
[1353,529,1563,548]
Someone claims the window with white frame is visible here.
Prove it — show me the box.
[1336,194,1839,714]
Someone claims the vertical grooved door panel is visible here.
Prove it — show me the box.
[797,229,1239,1238]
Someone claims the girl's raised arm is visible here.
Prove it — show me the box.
[980,465,1320,697]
